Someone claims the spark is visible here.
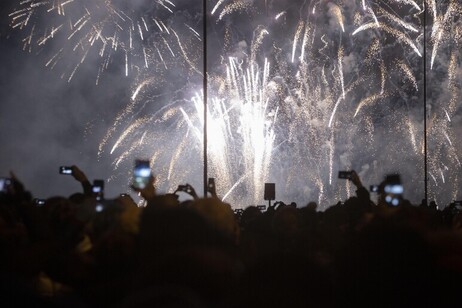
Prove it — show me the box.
[328,97,343,128]
[368,7,379,27]
[380,62,386,95]
[185,24,201,40]
[353,22,422,57]
[211,0,226,15]
[394,0,421,12]
[110,118,147,155]
[444,109,451,122]
[377,7,419,33]
[10,0,185,81]
[331,4,345,32]
[292,21,304,63]
[444,131,453,147]
[217,1,252,22]
[397,60,418,91]
[354,93,385,118]
[338,47,345,99]
[172,29,201,75]
[329,133,334,185]
[406,118,418,153]
[275,11,286,20]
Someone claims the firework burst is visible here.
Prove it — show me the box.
[9,0,196,83]
[101,1,431,207]
[10,0,462,207]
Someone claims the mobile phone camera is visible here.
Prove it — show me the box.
[92,180,105,201]
[383,174,403,206]
[177,185,191,193]
[0,178,12,192]
[133,160,151,189]
[208,178,215,187]
[33,198,46,206]
[338,171,353,179]
[59,166,73,175]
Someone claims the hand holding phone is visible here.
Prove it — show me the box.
[338,171,353,179]
[59,166,73,175]
[92,179,105,201]
[133,160,151,190]
[383,174,403,206]
[0,177,12,193]
[176,184,199,199]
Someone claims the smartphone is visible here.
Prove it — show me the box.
[338,171,353,179]
[33,198,46,206]
[92,179,105,200]
[59,166,73,175]
[0,177,12,193]
[208,177,216,194]
[384,184,404,195]
[133,159,151,189]
[257,205,266,212]
[208,178,215,189]
[384,174,403,194]
[264,183,276,201]
[383,174,403,206]
[177,185,192,194]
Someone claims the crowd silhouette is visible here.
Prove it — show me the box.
[1,165,462,307]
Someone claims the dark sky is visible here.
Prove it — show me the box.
[0,0,133,199]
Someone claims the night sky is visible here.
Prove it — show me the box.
[1,1,461,207]
[0,0,132,199]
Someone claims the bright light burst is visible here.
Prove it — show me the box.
[9,0,197,83]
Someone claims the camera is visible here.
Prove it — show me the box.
[384,174,403,194]
[256,205,266,212]
[383,174,403,206]
[207,177,216,194]
[0,177,12,193]
[59,166,73,175]
[208,177,215,189]
[338,171,353,179]
[133,159,151,189]
[370,185,379,193]
[177,184,192,194]
[92,179,105,201]
[264,183,276,201]
[33,198,46,206]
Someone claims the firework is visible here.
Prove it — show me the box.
[9,0,192,83]
[425,0,462,204]
[10,0,462,208]
[102,1,424,208]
